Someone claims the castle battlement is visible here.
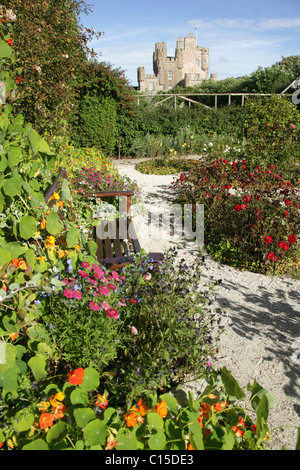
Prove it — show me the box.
[138,33,216,92]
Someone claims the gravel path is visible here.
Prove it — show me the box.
[114,157,300,450]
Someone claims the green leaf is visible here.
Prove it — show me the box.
[0,154,7,172]
[148,430,166,450]
[248,379,275,411]
[188,419,204,450]
[115,430,138,451]
[70,388,90,407]
[46,212,62,235]
[46,421,68,446]
[27,127,54,155]
[74,408,95,428]
[0,38,13,59]
[0,365,20,392]
[256,394,270,439]
[159,393,178,415]
[80,367,99,392]
[0,248,12,267]
[83,419,108,447]
[13,409,35,433]
[8,145,22,168]
[19,215,37,240]
[221,367,246,401]
[3,175,22,197]
[22,439,49,450]
[28,354,47,381]
[66,226,79,248]
[147,412,164,431]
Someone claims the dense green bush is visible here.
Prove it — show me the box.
[72,95,118,155]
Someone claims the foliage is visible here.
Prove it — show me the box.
[1,0,101,140]
[172,158,300,275]
[0,361,298,450]
[242,95,300,167]
[71,61,136,154]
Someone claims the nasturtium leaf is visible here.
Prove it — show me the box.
[3,175,22,197]
[46,421,68,446]
[189,419,204,450]
[0,248,12,266]
[70,388,89,407]
[148,430,166,450]
[0,154,7,172]
[79,367,100,391]
[0,365,20,392]
[22,439,49,450]
[147,412,164,431]
[8,145,22,168]
[221,366,246,401]
[115,430,138,451]
[19,215,37,240]
[66,226,79,248]
[27,127,54,156]
[159,393,178,415]
[74,408,95,428]
[46,212,62,235]
[28,354,47,381]
[83,419,108,447]
[13,409,35,433]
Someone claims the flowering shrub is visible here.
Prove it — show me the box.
[173,158,299,275]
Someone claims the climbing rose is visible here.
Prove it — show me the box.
[288,235,296,244]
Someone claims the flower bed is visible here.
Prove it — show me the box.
[172,158,299,275]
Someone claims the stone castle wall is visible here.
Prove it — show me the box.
[138,33,216,92]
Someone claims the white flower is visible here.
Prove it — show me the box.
[6,9,16,21]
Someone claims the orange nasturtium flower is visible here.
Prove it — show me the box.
[124,412,141,428]
[40,219,47,229]
[152,400,168,419]
[18,258,27,270]
[53,403,67,420]
[49,392,65,408]
[95,393,108,410]
[67,367,85,385]
[39,412,54,430]
[213,401,228,412]
[200,402,211,419]
[232,416,246,437]
[9,332,19,341]
[11,258,19,267]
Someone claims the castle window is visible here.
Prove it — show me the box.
[168,71,173,81]
[149,82,154,91]
[203,58,207,65]
[195,59,200,66]
[195,74,199,80]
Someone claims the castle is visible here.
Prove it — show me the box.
[137,33,217,92]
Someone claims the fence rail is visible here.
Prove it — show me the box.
[135,92,292,110]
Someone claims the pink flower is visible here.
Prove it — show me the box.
[63,289,75,298]
[143,273,152,281]
[101,301,110,311]
[107,283,117,290]
[98,286,110,296]
[89,301,101,311]
[111,270,119,279]
[106,308,119,319]
[73,290,82,300]
[240,204,247,210]
[81,262,91,270]
[78,270,89,278]
[130,326,138,335]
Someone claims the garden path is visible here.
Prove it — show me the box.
[114,157,300,450]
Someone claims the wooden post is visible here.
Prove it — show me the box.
[118,137,121,159]
[215,95,218,109]
[228,94,231,105]
[174,94,177,111]
[241,95,245,107]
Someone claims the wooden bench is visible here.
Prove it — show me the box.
[44,168,164,269]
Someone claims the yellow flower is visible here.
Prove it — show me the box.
[50,392,65,408]
[33,231,40,239]
[45,235,56,249]
[73,245,80,252]
[37,401,50,412]
[49,191,60,201]
[37,256,45,262]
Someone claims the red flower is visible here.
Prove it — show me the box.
[240,204,247,210]
[68,368,85,385]
[288,235,296,244]
[264,236,273,244]
[6,39,13,46]
[243,195,251,203]
[285,200,291,206]
[106,308,119,319]
[267,252,274,259]
[129,299,138,304]
[234,205,241,211]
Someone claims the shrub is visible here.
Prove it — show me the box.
[173,158,300,275]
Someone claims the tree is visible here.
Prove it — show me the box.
[1,0,101,139]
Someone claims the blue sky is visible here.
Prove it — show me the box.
[79,0,300,86]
